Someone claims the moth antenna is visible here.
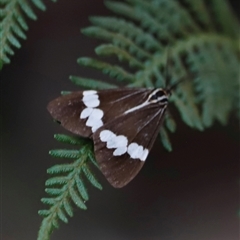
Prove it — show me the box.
[166,77,185,95]
[164,47,172,87]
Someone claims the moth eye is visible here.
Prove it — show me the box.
[149,94,158,100]
[155,90,165,98]
[149,90,165,101]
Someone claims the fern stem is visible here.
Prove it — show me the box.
[38,144,102,240]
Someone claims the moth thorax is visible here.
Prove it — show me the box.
[148,89,168,104]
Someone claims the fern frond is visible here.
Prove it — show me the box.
[159,127,172,152]
[75,174,89,200]
[82,165,102,190]
[75,0,239,150]
[88,16,163,51]
[38,137,102,240]
[69,75,117,90]
[49,149,80,159]
[186,36,239,127]
[0,0,56,66]
[165,113,176,133]
[53,134,87,145]
[45,188,64,196]
[77,57,136,82]
[47,164,74,174]
[41,1,239,239]
[82,26,153,60]
[95,44,145,68]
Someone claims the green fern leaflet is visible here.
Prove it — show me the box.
[0,0,56,67]
[39,0,239,239]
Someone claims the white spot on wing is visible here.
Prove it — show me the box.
[113,146,127,156]
[115,135,128,147]
[127,142,139,158]
[86,113,102,128]
[80,107,93,119]
[91,108,103,120]
[91,120,103,132]
[80,91,104,132]
[100,130,116,142]
[86,117,95,127]
[83,94,98,102]
[84,99,100,108]
[100,130,148,161]
[106,135,128,149]
[83,90,97,96]
[106,137,118,149]
[127,142,148,161]
[136,145,144,159]
[141,149,149,161]
[127,142,144,159]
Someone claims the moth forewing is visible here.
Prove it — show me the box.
[93,101,168,188]
[47,91,93,137]
[47,88,152,137]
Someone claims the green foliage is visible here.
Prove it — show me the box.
[40,1,239,239]
[38,134,102,240]
[69,75,117,90]
[0,0,56,65]
[75,0,239,150]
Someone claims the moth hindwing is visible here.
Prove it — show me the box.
[47,87,170,188]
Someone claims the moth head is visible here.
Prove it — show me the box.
[148,88,169,105]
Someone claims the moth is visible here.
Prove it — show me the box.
[47,85,178,188]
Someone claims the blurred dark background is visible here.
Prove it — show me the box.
[1,1,239,240]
